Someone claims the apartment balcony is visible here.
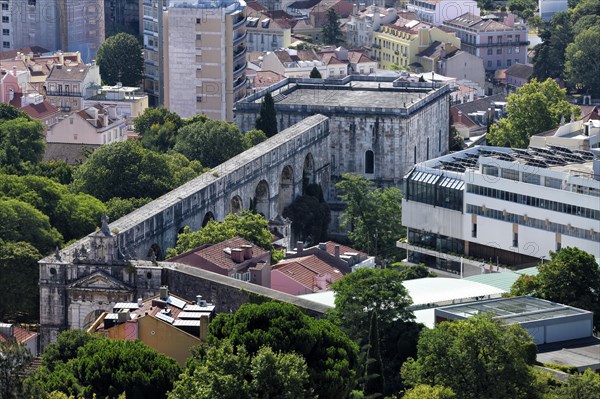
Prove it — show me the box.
[233,45,247,61]
[233,76,248,92]
[477,41,530,48]
[372,42,381,49]
[233,14,246,30]
[46,91,82,97]
[233,31,247,46]
[233,61,247,79]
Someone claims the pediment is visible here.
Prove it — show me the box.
[68,270,131,292]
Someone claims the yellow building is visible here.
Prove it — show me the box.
[372,20,460,70]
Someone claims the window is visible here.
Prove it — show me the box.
[196,18,202,24]
[69,118,73,125]
[195,34,201,41]
[2,28,8,36]
[487,60,492,68]
[472,223,477,238]
[28,0,36,5]
[487,36,493,44]
[365,150,374,174]
[2,41,8,48]
[497,59,502,67]
[506,59,511,67]
[438,129,442,151]
[2,16,8,23]
[1,4,7,11]
[497,48,502,54]
[413,146,417,164]
[426,137,429,159]
[501,168,519,181]
[515,34,520,42]
[515,46,520,53]
[512,232,518,247]
[508,47,512,54]
[487,48,492,55]
[497,35,502,43]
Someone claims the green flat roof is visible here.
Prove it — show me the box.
[464,272,520,292]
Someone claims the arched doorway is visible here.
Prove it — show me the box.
[202,212,215,227]
[254,180,270,219]
[230,195,243,214]
[279,165,294,215]
[148,243,162,261]
[302,153,315,194]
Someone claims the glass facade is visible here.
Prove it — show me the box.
[405,171,464,212]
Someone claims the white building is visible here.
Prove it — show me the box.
[344,6,398,49]
[84,84,149,130]
[538,0,568,22]
[406,0,480,26]
[260,49,327,78]
[399,146,600,272]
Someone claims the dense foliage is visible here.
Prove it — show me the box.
[321,8,344,46]
[96,33,144,87]
[511,247,600,332]
[283,183,330,246]
[208,301,359,399]
[0,114,45,174]
[487,79,579,148]
[255,92,278,138]
[336,173,404,260]
[0,339,33,399]
[26,332,181,399]
[169,342,314,399]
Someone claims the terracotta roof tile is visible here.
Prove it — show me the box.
[0,326,38,344]
[274,255,343,291]
[21,100,60,120]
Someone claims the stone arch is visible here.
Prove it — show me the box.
[254,180,270,219]
[148,243,162,261]
[82,309,105,330]
[302,152,315,193]
[278,165,294,216]
[230,195,243,214]
[202,212,215,227]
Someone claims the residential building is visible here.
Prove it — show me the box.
[247,70,286,92]
[320,46,377,77]
[0,63,28,104]
[168,237,272,287]
[20,94,61,129]
[18,50,85,95]
[90,287,215,366]
[46,63,101,112]
[271,255,344,295]
[442,13,529,71]
[260,48,326,78]
[0,323,38,356]
[84,84,149,130]
[286,241,375,273]
[245,1,295,51]
[344,6,398,49]
[437,48,485,89]
[505,62,533,89]
[530,107,600,151]
[372,18,460,70]
[415,41,459,72]
[538,0,568,22]
[142,0,167,107]
[104,0,140,37]
[2,0,105,62]
[165,0,248,121]
[288,0,354,41]
[451,93,506,140]
[407,0,480,25]
[399,145,600,273]
[46,104,127,146]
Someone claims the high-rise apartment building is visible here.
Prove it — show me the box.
[104,0,140,37]
[0,0,105,63]
[165,0,248,121]
[141,0,167,106]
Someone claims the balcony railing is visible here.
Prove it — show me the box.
[46,91,82,97]
[233,45,247,61]
[476,41,530,48]
[233,77,248,92]
[233,61,247,78]
[233,15,246,29]
[233,31,247,46]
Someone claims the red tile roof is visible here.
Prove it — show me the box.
[323,241,367,259]
[0,326,38,344]
[274,255,343,291]
[21,100,60,120]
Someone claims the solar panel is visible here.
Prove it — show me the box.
[166,296,187,309]
[155,312,174,324]
[178,311,212,319]
[173,319,201,327]
[113,303,139,311]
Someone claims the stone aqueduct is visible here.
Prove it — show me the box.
[111,114,330,260]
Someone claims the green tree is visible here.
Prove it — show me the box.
[553,369,600,399]
[336,174,404,260]
[174,120,245,168]
[283,183,330,245]
[133,107,182,138]
[565,28,600,96]
[0,199,62,253]
[487,79,579,148]
[0,103,30,121]
[32,160,75,185]
[0,339,33,399]
[169,342,314,399]
[401,315,538,399]
[392,263,434,280]
[72,140,200,201]
[105,197,152,221]
[571,14,600,36]
[321,8,343,45]
[255,92,278,138]
[167,211,273,257]
[309,67,322,78]
[528,15,545,31]
[243,129,268,149]
[208,302,359,399]
[364,310,384,398]
[96,33,144,87]
[507,0,536,18]
[532,12,573,81]
[27,336,181,399]
[0,241,41,322]
[329,267,420,394]
[570,0,600,24]
[510,247,600,332]
[449,125,465,151]
[141,120,179,153]
[403,385,456,399]
[476,0,494,9]
[0,117,45,174]
[40,330,101,371]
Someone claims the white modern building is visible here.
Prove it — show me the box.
[538,0,568,22]
[407,0,480,26]
[399,146,600,272]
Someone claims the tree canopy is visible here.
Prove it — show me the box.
[96,33,144,87]
[134,108,182,139]
[335,174,404,260]
[283,183,330,246]
[0,339,33,399]
[255,92,278,138]
[401,314,538,399]
[321,8,344,46]
[0,116,45,174]
[565,27,600,96]
[208,301,359,399]
[167,211,273,257]
[174,120,246,168]
[242,129,267,149]
[169,342,314,399]
[309,67,322,78]
[26,333,181,399]
[510,247,600,332]
[403,385,456,399]
[553,369,600,399]
[487,79,580,148]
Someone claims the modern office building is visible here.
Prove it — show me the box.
[399,145,600,271]
[142,0,167,106]
[165,0,248,121]
[104,0,140,37]
[406,0,480,26]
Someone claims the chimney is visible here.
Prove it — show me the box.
[334,245,340,258]
[117,310,129,324]
[58,50,64,65]
[241,244,253,260]
[0,323,14,338]
[159,286,169,300]
[457,110,463,124]
[196,295,203,305]
[199,314,210,341]
[296,241,304,254]
[315,274,328,290]
[318,242,327,251]
[137,298,143,307]
[231,248,244,263]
